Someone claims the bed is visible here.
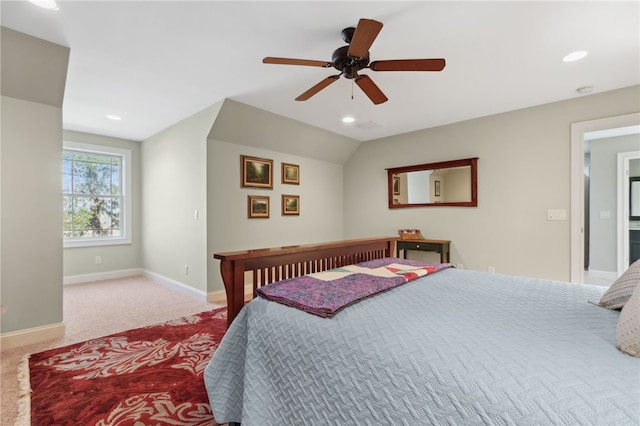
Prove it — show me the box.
[206,237,640,425]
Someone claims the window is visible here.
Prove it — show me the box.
[63,141,132,247]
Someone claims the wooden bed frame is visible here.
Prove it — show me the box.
[213,237,398,326]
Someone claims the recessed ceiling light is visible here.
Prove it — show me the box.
[563,51,588,62]
[342,116,355,123]
[27,0,59,10]
[105,114,122,121]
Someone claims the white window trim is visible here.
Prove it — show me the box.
[63,141,132,248]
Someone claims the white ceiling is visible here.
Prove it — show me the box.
[1,1,639,142]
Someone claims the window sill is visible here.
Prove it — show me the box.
[64,237,132,249]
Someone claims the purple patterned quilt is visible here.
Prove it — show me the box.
[256,257,453,317]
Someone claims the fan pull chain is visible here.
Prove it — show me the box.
[351,79,354,100]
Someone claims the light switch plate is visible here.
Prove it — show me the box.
[547,209,566,220]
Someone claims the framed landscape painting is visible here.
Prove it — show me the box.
[248,195,269,218]
[282,163,300,185]
[282,194,299,216]
[241,155,273,189]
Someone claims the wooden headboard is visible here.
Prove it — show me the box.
[213,237,398,326]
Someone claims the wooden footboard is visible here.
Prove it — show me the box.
[213,237,398,327]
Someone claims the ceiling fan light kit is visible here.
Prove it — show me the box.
[263,18,446,105]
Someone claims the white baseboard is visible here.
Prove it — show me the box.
[2,270,216,351]
[65,268,221,304]
[206,284,253,305]
[0,322,65,352]
[207,289,227,305]
[143,270,207,301]
[64,268,144,285]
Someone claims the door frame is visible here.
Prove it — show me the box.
[570,112,640,283]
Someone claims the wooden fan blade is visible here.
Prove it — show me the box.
[369,58,446,72]
[347,19,383,58]
[263,57,332,68]
[295,75,340,101]
[355,74,388,105]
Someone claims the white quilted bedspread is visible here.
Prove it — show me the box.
[204,268,640,425]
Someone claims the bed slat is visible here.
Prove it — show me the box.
[214,237,398,326]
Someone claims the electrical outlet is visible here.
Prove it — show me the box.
[488,266,496,273]
[95,256,102,265]
[184,265,189,275]
[457,263,464,269]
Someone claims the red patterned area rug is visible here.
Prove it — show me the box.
[24,307,227,425]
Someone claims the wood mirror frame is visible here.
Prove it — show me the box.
[387,157,478,208]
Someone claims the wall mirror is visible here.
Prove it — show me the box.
[387,157,478,208]
[631,177,640,220]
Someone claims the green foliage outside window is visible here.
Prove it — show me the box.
[63,150,122,239]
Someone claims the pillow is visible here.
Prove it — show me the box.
[598,259,640,310]
[616,284,640,357]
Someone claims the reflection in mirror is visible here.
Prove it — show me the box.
[631,177,640,220]
[387,158,478,208]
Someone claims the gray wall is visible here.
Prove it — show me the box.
[141,103,221,294]
[127,95,354,298]
[62,131,143,278]
[206,140,345,294]
[1,28,69,334]
[343,86,640,281]
[206,100,351,295]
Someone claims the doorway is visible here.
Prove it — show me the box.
[570,113,640,283]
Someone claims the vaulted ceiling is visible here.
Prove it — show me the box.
[2,1,638,142]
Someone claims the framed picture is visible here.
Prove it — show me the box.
[393,176,400,195]
[434,180,441,197]
[241,155,273,189]
[282,162,300,185]
[282,194,300,216]
[248,195,270,218]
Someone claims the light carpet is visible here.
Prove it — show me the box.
[2,276,221,425]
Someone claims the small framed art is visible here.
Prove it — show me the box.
[282,194,300,216]
[248,195,270,218]
[282,162,300,185]
[434,180,441,197]
[241,155,273,189]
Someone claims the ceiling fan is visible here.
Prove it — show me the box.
[263,18,446,105]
